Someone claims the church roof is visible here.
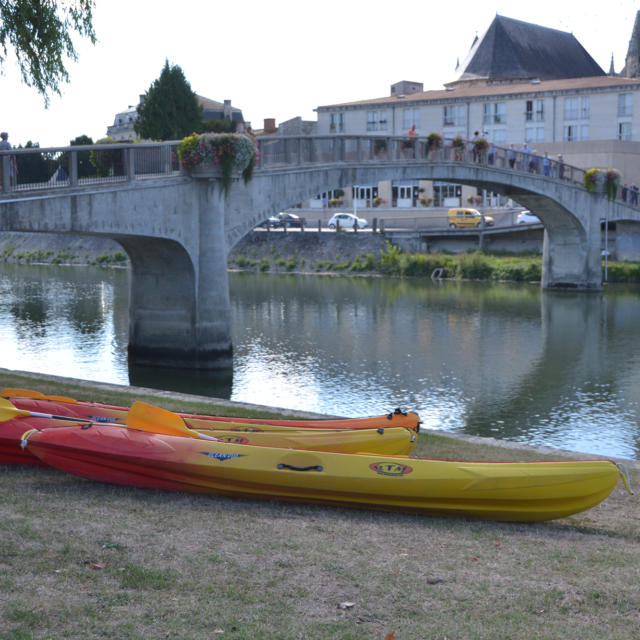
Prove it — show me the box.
[451,15,605,85]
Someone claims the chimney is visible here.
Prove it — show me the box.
[264,118,277,133]
[223,99,232,121]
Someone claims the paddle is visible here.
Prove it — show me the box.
[126,401,221,441]
[1,388,79,404]
[0,397,221,442]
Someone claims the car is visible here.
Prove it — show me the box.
[256,216,279,228]
[447,208,494,229]
[327,212,368,230]
[516,210,541,225]
[273,212,304,228]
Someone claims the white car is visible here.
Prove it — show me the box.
[327,213,368,230]
[516,210,541,225]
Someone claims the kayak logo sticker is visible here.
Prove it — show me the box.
[89,415,119,423]
[229,426,264,433]
[200,452,245,462]
[369,462,413,476]
[217,435,249,445]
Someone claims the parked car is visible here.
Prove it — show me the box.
[256,212,305,229]
[256,216,280,228]
[273,212,304,228]
[327,212,368,230]
[447,208,494,229]
[516,210,541,225]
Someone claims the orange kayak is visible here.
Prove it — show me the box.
[1,388,420,432]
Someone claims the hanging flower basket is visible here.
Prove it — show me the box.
[427,132,443,150]
[473,137,489,152]
[605,168,621,201]
[178,133,258,196]
[451,135,465,149]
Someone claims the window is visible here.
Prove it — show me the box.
[483,103,505,124]
[564,98,579,120]
[618,94,633,117]
[443,105,466,127]
[525,99,544,121]
[564,97,589,120]
[618,122,632,141]
[367,110,387,131]
[329,112,344,133]
[402,109,420,130]
[525,126,545,143]
[563,124,589,141]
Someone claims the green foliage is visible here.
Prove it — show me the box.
[135,60,202,140]
[605,261,640,282]
[378,241,403,274]
[68,134,95,178]
[15,141,50,184]
[89,137,127,177]
[201,118,237,133]
[0,1,96,105]
[456,252,495,279]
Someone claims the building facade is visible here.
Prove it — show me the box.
[310,14,640,211]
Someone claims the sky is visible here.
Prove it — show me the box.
[0,0,638,148]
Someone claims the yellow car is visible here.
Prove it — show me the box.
[448,207,494,228]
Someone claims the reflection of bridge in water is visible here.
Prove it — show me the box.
[1,136,640,369]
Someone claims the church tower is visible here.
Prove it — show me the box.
[622,10,640,77]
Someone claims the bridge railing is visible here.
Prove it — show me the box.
[0,135,595,198]
[256,135,586,186]
[0,142,180,194]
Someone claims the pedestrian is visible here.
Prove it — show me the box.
[0,132,17,187]
[632,184,639,206]
[621,184,628,202]
[542,152,551,176]
[406,124,417,155]
[472,131,480,162]
[508,144,516,169]
[520,142,531,171]
[557,154,565,180]
[487,141,495,166]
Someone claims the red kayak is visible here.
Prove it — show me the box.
[1,389,421,432]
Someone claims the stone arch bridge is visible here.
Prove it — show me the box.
[1,136,637,368]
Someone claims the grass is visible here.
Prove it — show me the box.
[1,370,639,639]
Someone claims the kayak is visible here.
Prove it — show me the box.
[0,401,417,466]
[1,389,420,432]
[21,423,629,522]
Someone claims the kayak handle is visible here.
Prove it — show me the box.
[277,463,323,472]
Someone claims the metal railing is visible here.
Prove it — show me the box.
[0,135,607,198]
[0,142,180,194]
[255,135,586,187]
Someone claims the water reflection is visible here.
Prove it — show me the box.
[0,264,639,459]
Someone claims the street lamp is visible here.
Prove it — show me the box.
[600,215,609,282]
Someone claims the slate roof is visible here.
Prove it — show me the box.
[452,15,605,84]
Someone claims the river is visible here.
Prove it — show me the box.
[1,263,639,459]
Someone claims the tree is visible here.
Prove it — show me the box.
[135,60,202,141]
[15,141,50,183]
[69,134,93,178]
[200,118,236,134]
[0,1,96,105]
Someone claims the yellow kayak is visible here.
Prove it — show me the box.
[21,421,630,522]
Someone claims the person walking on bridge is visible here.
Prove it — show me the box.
[0,132,17,188]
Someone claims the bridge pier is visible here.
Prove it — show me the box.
[117,180,233,370]
[541,228,603,290]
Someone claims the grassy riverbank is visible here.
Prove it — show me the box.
[231,235,640,283]
[1,370,638,639]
